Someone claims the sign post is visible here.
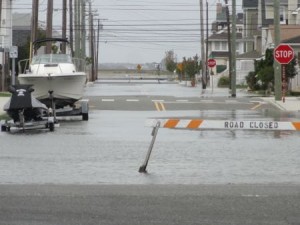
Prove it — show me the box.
[274,44,294,102]
[9,46,18,85]
[207,59,216,93]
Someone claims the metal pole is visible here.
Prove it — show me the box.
[30,0,38,59]
[89,1,95,81]
[69,0,74,56]
[205,1,209,87]
[46,0,53,54]
[231,0,237,97]
[11,58,15,85]
[0,0,2,91]
[200,0,206,90]
[62,0,67,53]
[274,0,282,100]
[224,0,232,90]
[96,19,101,79]
[74,0,80,58]
[81,0,86,59]
[139,121,160,173]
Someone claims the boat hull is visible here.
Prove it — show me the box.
[18,73,87,108]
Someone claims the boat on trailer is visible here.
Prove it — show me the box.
[17,38,89,121]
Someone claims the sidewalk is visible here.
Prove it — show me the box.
[263,96,300,111]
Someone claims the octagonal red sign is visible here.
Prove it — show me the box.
[274,44,294,64]
[207,58,216,68]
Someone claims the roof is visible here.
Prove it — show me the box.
[208,32,243,41]
[265,0,289,5]
[237,50,262,59]
[210,51,230,58]
[243,0,300,10]
[242,0,258,8]
[269,25,300,42]
[282,35,300,44]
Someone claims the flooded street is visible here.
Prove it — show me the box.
[1,80,300,185]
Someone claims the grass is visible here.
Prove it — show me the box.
[0,113,10,121]
[0,92,11,97]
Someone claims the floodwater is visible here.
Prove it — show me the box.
[1,80,300,185]
[1,109,300,185]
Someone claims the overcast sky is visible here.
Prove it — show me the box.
[13,0,243,64]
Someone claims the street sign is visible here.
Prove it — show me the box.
[9,46,18,58]
[274,44,294,64]
[207,58,216,68]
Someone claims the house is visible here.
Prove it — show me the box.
[12,13,32,47]
[0,0,13,91]
[206,3,245,80]
[240,0,300,90]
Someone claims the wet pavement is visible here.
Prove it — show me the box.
[1,79,300,185]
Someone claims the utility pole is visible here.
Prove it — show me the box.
[46,0,53,54]
[69,0,74,56]
[62,0,67,53]
[224,0,232,91]
[96,19,101,79]
[81,0,86,60]
[231,0,237,97]
[200,0,206,90]
[89,1,95,81]
[74,0,81,58]
[0,0,3,92]
[30,0,39,58]
[205,1,209,87]
[274,0,281,100]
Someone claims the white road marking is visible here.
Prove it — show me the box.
[176,100,189,102]
[126,99,139,102]
[102,99,115,102]
[151,100,165,102]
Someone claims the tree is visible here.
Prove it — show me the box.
[183,55,200,80]
[246,48,297,91]
[164,50,177,73]
[182,55,200,86]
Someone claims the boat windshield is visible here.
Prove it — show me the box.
[31,54,72,64]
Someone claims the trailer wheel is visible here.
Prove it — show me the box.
[1,125,7,132]
[82,113,89,121]
[49,122,55,132]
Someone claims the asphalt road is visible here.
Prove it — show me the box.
[1,79,300,225]
[0,184,300,225]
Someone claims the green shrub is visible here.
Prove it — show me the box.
[218,76,230,87]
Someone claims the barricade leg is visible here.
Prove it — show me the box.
[139,121,160,173]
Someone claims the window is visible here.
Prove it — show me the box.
[280,7,286,24]
[215,42,220,50]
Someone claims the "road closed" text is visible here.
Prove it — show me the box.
[224,121,279,129]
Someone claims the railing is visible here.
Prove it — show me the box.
[18,56,87,75]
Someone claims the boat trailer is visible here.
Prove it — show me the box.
[1,86,89,133]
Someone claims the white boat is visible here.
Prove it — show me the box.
[18,38,87,109]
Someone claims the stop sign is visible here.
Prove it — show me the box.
[274,44,294,64]
[207,58,216,68]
